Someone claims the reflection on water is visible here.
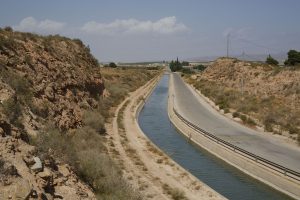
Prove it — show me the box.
[138,74,292,200]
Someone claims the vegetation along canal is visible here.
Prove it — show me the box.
[138,74,293,200]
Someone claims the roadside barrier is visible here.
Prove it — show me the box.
[173,107,300,182]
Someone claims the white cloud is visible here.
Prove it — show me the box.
[14,17,65,33]
[81,16,188,35]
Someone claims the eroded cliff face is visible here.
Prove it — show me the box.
[0,29,104,199]
[0,30,105,133]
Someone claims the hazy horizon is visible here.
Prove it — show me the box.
[1,0,300,62]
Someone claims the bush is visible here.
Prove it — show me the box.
[246,117,256,126]
[2,98,23,128]
[284,50,300,66]
[240,114,247,122]
[287,125,299,135]
[30,100,50,119]
[83,110,105,134]
[0,69,33,104]
[0,34,17,51]
[181,68,194,74]
[0,158,5,174]
[4,26,13,32]
[108,62,117,68]
[233,112,240,118]
[263,114,275,132]
[193,64,206,71]
[170,189,186,200]
[33,124,141,199]
[266,55,279,65]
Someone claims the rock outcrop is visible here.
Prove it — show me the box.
[0,129,95,199]
[0,29,102,198]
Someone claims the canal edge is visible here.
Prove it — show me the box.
[167,73,300,200]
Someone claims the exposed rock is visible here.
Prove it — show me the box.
[0,178,32,200]
[0,28,100,199]
[38,168,52,179]
[31,157,43,173]
[23,154,35,166]
[58,164,70,177]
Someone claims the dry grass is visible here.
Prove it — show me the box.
[162,184,186,200]
[188,77,300,143]
[31,68,160,199]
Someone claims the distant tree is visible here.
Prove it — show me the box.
[108,62,118,68]
[169,57,182,72]
[284,50,300,66]
[4,26,13,32]
[193,64,206,71]
[266,55,279,66]
[182,61,189,66]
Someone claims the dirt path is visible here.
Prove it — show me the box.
[105,74,226,200]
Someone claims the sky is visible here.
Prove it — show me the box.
[0,0,300,62]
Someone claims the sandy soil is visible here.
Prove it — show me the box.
[105,73,226,200]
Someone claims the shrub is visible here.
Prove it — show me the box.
[2,98,23,128]
[233,112,240,118]
[83,110,105,134]
[4,26,13,32]
[181,68,194,74]
[266,55,279,65]
[246,117,256,126]
[193,64,206,71]
[163,184,186,200]
[0,158,5,174]
[33,123,141,199]
[33,124,77,166]
[170,189,186,200]
[108,62,117,68]
[29,100,49,119]
[0,69,33,104]
[284,50,300,66]
[240,114,247,122]
[287,125,299,135]
[0,34,17,51]
[224,108,230,113]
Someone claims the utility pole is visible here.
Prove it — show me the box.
[227,34,230,58]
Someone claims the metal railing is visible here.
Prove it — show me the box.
[173,107,300,182]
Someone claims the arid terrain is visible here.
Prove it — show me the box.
[0,28,160,199]
[184,58,300,144]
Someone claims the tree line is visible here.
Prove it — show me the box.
[266,50,300,67]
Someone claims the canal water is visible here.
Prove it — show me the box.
[138,74,292,200]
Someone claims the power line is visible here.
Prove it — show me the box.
[234,38,281,52]
[227,34,230,57]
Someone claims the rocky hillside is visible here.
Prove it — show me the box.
[0,28,104,199]
[187,57,300,143]
[0,27,160,199]
[203,58,300,102]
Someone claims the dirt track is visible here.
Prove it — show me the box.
[105,74,225,200]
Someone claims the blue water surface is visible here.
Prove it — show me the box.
[138,74,292,200]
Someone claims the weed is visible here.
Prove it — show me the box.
[233,112,240,118]
[83,110,105,134]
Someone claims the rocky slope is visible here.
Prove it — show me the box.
[0,28,104,199]
[187,57,300,143]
